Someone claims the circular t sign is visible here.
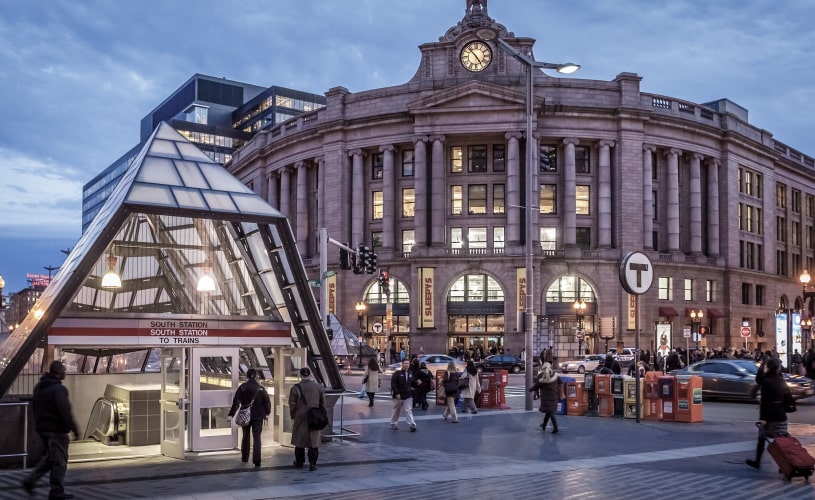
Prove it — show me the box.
[619,251,654,295]
[372,322,383,334]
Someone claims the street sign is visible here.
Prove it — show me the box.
[575,329,584,341]
[740,326,751,338]
[683,327,691,338]
[372,322,383,334]
[324,270,336,278]
[619,251,654,295]
[308,279,320,287]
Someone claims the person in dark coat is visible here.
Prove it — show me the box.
[22,360,80,499]
[665,350,682,372]
[529,362,563,433]
[390,360,417,430]
[601,352,622,374]
[289,367,326,471]
[228,368,271,467]
[805,347,815,379]
[746,357,792,469]
[413,361,433,410]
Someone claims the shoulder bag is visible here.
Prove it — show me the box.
[234,391,255,427]
[443,373,459,395]
[297,384,329,430]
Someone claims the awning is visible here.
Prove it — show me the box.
[658,307,678,318]
[708,308,725,318]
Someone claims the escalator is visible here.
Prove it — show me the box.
[84,397,128,445]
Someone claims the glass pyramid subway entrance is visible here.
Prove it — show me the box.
[0,122,343,396]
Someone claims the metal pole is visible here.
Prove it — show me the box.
[524,57,535,412]
[320,228,329,325]
[634,294,641,423]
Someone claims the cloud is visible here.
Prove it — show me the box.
[0,148,83,238]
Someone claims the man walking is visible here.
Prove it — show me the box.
[22,360,80,499]
[227,368,271,467]
[289,367,325,471]
[390,360,417,431]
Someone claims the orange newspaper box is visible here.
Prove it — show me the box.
[493,369,510,409]
[643,371,662,420]
[674,375,703,423]
[597,396,615,416]
[476,372,495,408]
[566,381,588,416]
[595,374,612,396]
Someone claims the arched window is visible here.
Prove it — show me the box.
[545,276,595,303]
[363,277,409,305]
[448,274,504,303]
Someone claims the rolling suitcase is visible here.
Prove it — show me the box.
[767,435,815,482]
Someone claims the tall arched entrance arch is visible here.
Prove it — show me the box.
[446,273,505,358]
[360,276,410,360]
[541,275,597,360]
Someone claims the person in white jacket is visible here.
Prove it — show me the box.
[459,360,481,414]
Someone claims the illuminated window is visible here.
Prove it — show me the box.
[451,147,463,173]
[576,185,590,215]
[402,188,415,217]
[372,191,383,220]
[451,186,463,215]
[540,184,557,214]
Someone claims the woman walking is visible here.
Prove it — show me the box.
[363,357,381,407]
[530,362,563,433]
[460,360,480,414]
[746,357,791,469]
[441,361,460,423]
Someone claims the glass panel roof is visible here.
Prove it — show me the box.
[0,122,342,396]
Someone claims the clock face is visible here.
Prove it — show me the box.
[460,41,492,72]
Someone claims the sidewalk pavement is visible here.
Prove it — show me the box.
[2,389,814,499]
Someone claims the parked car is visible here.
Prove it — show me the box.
[477,354,526,374]
[383,354,466,376]
[560,354,606,374]
[672,359,815,402]
[607,347,637,364]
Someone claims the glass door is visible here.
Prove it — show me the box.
[190,348,239,451]
[160,348,186,459]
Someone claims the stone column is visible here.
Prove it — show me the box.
[642,145,655,249]
[295,161,309,250]
[267,172,279,209]
[413,137,428,247]
[688,153,703,254]
[430,135,446,247]
[706,158,720,257]
[598,140,614,247]
[350,149,365,246]
[665,148,682,252]
[506,132,522,245]
[563,138,579,246]
[315,157,325,235]
[280,167,291,217]
[381,145,396,250]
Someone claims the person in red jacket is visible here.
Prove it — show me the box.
[22,360,80,499]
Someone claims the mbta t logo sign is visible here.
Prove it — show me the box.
[619,251,654,295]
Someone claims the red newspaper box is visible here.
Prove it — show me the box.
[674,375,703,423]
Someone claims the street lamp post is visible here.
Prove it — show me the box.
[479,30,579,411]
[800,271,815,351]
[573,299,586,356]
[355,301,367,369]
[689,309,703,352]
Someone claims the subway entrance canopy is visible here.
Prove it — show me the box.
[0,122,342,396]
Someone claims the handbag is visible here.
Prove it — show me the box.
[234,394,255,426]
[443,374,459,395]
[297,384,329,430]
[459,376,470,389]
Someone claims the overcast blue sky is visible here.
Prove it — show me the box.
[1,0,813,293]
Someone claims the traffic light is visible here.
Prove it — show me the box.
[339,245,350,270]
[381,270,390,297]
[699,325,711,336]
[368,250,377,274]
[326,328,334,340]
[352,245,363,274]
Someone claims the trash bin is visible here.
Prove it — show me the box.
[674,375,703,423]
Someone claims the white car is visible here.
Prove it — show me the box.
[383,354,466,376]
[560,354,606,374]
[608,347,637,364]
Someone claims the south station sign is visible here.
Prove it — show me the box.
[48,317,292,347]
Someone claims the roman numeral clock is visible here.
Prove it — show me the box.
[460,41,492,72]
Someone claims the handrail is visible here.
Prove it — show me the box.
[0,401,28,467]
